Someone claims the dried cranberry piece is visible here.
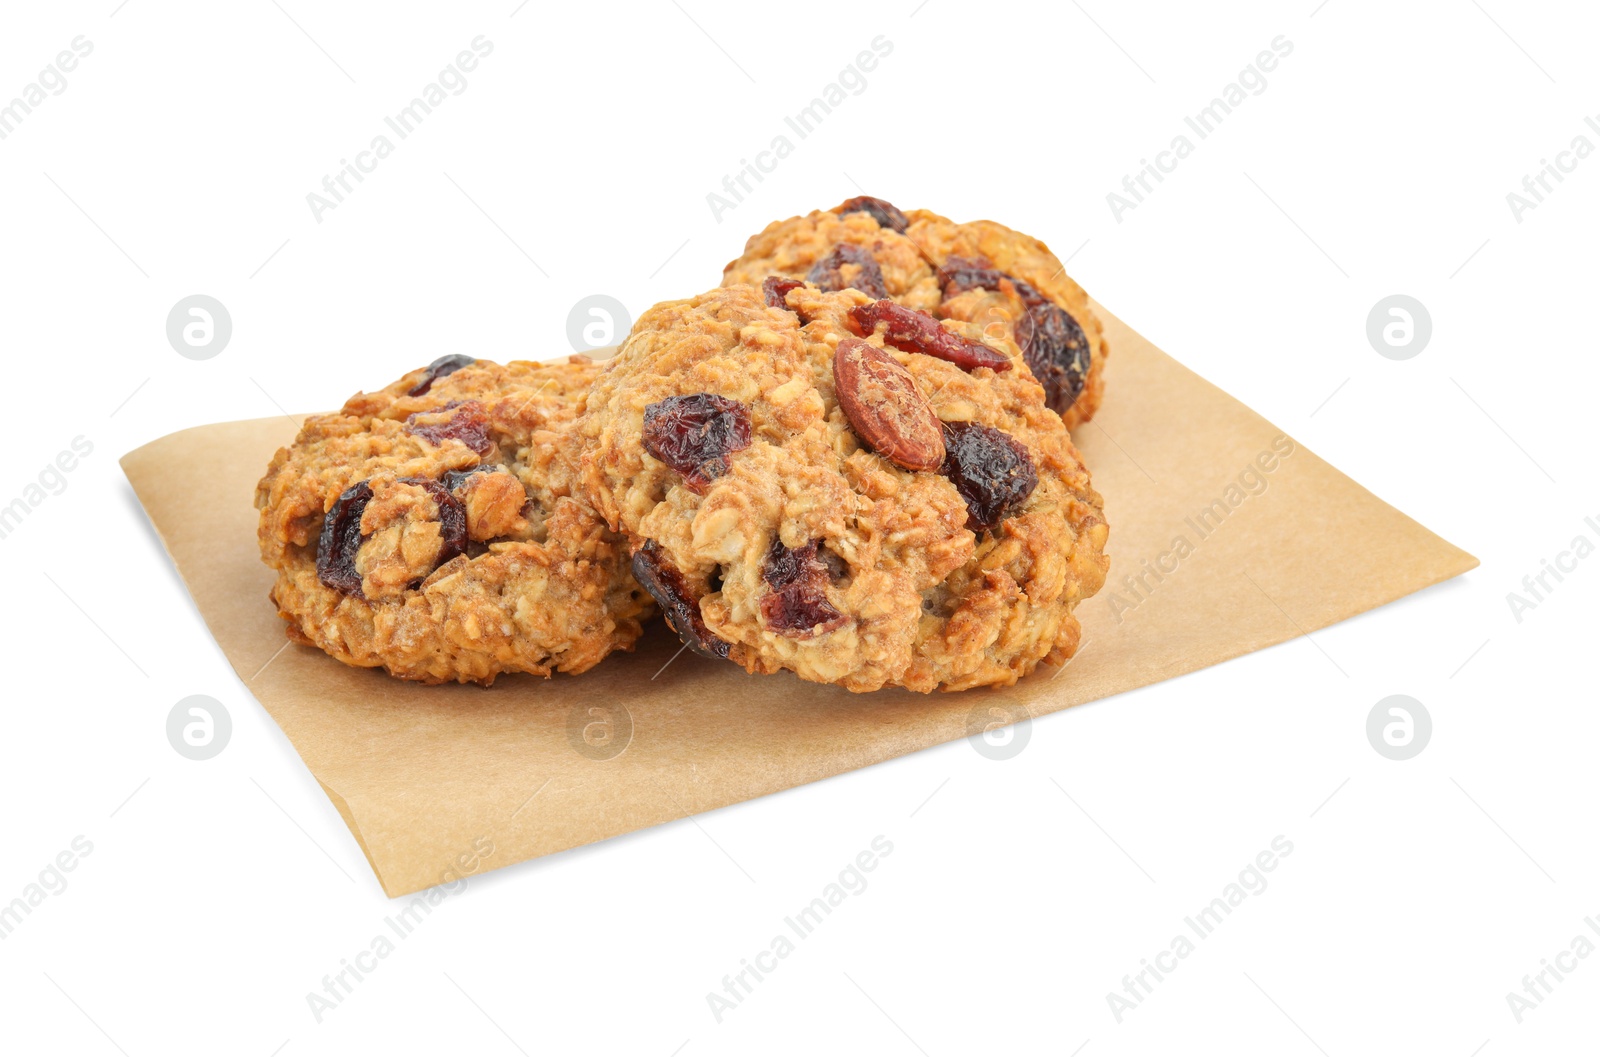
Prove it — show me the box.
[317,480,373,595]
[848,300,1011,372]
[838,196,908,234]
[940,422,1038,531]
[762,538,815,591]
[407,354,476,396]
[936,256,1011,298]
[405,400,494,456]
[760,538,847,637]
[762,275,806,310]
[806,244,888,299]
[1015,301,1091,414]
[398,477,467,567]
[441,464,494,494]
[936,257,1090,414]
[631,540,729,661]
[641,393,752,493]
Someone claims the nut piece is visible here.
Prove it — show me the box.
[832,337,945,472]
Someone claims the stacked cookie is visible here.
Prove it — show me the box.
[724,196,1108,429]
[255,197,1110,692]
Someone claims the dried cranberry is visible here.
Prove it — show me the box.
[936,256,1011,298]
[806,244,888,299]
[760,538,847,637]
[848,300,1011,372]
[317,480,373,595]
[398,477,467,566]
[940,422,1038,531]
[631,540,729,661]
[441,464,494,494]
[936,257,1089,414]
[838,196,908,234]
[1014,301,1091,415]
[762,275,806,310]
[762,538,815,591]
[641,394,752,493]
[405,400,494,456]
[407,354,476,396]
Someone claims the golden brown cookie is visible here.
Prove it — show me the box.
[576,284,1108,693]
[722,197,1109,429]
[255,355,650,684]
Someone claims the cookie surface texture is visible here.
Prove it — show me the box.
[255,355,650,685]
[577,284,1109,693]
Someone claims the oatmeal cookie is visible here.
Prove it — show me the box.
[722,197,1109,428]
[576,283,1108,693]
[255,355,651,685]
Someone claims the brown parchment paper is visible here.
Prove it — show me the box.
[121,305,1477,897]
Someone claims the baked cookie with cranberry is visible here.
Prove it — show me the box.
[722,196,1108,428]
[255,355,650,684]
[575,283,1108,693]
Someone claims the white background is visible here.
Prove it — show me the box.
[1,1,1595,1053]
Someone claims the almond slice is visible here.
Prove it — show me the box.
[833,337,945,472]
